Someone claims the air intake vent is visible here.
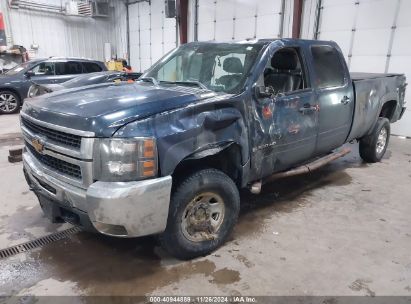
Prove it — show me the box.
[65,1,92,17]
[78,1,92,16]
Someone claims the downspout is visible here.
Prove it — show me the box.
[125,0,130,63]
[314,0,322,39]
[194,0,198,41]
[292,0,303,38]
[278,0,286,38]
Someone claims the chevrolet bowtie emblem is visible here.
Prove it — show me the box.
[31,138,44,154]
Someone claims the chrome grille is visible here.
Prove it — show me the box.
[26,141,82,180]
[21,116,81,149]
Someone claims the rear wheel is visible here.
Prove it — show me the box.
[0,91,21,114]
[160,169,240,260]
[359,117,390,163]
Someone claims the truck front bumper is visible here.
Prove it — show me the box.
[23,151,172,237]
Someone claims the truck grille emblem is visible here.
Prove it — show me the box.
[31,138,44,154]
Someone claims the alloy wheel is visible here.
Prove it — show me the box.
[0,93,18,113]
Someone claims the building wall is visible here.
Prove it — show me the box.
[1,0,116,61]
[194,0,294,41]
[124,0,295,73]
[302,0,411,136]
[127,0,177,73]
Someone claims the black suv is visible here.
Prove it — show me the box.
[0,57,107,114]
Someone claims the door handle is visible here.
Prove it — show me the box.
[299,103,318,114]
[341,96,350,105]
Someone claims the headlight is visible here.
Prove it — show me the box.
[94,137,157,182]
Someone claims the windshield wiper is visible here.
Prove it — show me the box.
[161,80,208,90]
[139,77,159,86]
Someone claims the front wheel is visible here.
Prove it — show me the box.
[0,91,21,114]
[160,169,240,260]
[359,117,390,163]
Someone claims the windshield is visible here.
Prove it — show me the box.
[143,43,264,93]
[5,62,31,75]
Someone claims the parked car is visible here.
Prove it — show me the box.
[27,71,143,97]
[0,57,107,114]
[21,39,407,259]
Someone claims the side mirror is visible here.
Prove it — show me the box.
[254,85,274,99]
[24,71,35,78]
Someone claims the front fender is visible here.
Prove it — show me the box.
[184,141,235,160]
[114,103,249,177]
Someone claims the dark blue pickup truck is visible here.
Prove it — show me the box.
[20,39,407,259]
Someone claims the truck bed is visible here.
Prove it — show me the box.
[348,72,406,141]
[350,72,403,81]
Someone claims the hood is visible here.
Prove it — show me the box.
[22,82,218,137]
[0,73,20,81]
[39,83,66,92]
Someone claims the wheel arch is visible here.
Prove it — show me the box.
[379,99,397,122]
[364,94,397,137]
[0,87,22,102]
[171,142,245,189]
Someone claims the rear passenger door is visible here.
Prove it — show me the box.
[53,61,84,83]
[309,45,354,154]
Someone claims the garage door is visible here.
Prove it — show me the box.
[317,0,411,137]
[196,0,285,41]
[128,0,177,73]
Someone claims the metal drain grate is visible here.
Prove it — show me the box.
[0,226,81,259]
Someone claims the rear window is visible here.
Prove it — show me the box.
[311,45,345,89]
[83,62,103,73]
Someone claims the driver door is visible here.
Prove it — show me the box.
[251,46,318,178]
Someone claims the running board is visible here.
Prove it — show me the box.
[249,147,351,194]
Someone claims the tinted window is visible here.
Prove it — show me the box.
[311,46,345,88]
[55,61,83,75]
[30,62,55,76]
[83,62,103,73]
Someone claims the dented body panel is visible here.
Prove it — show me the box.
[348,73,406,141]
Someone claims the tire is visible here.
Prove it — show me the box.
[0,90,21,114]
[160,168,240,260]
[359,117,390,163]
